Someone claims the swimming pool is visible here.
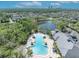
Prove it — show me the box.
[32,33,48,55]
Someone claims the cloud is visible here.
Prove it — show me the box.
[32,1,42,6]
[71,1,79,3]
[58,1,79,3]
[51,2,61,8]
[16,5,25,8]
[51,2,61,6]
[15,1,79,8]
[58,1,71,3]
[16,1,42,8]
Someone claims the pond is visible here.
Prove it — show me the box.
[38,20,56,33]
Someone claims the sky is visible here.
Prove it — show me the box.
[0,1,79,9]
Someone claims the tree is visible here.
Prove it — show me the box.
[0,18,37,57]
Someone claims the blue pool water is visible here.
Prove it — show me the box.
[32,33,48,55]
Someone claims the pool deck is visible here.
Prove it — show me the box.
[32,54,48,58]
[28,33,60,58]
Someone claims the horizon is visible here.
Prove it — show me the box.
[0,1,79,9]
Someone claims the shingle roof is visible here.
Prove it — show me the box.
[65,46,79,58]
[52,31,74,56]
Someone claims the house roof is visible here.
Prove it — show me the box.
[65,46,79,58]
[52,31,74,56]
[64,41,79,58]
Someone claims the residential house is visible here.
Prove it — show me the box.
[51,30,75,57]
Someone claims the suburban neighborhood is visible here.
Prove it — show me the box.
[0,1,79,58]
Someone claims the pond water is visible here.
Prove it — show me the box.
[38,20,56,33]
